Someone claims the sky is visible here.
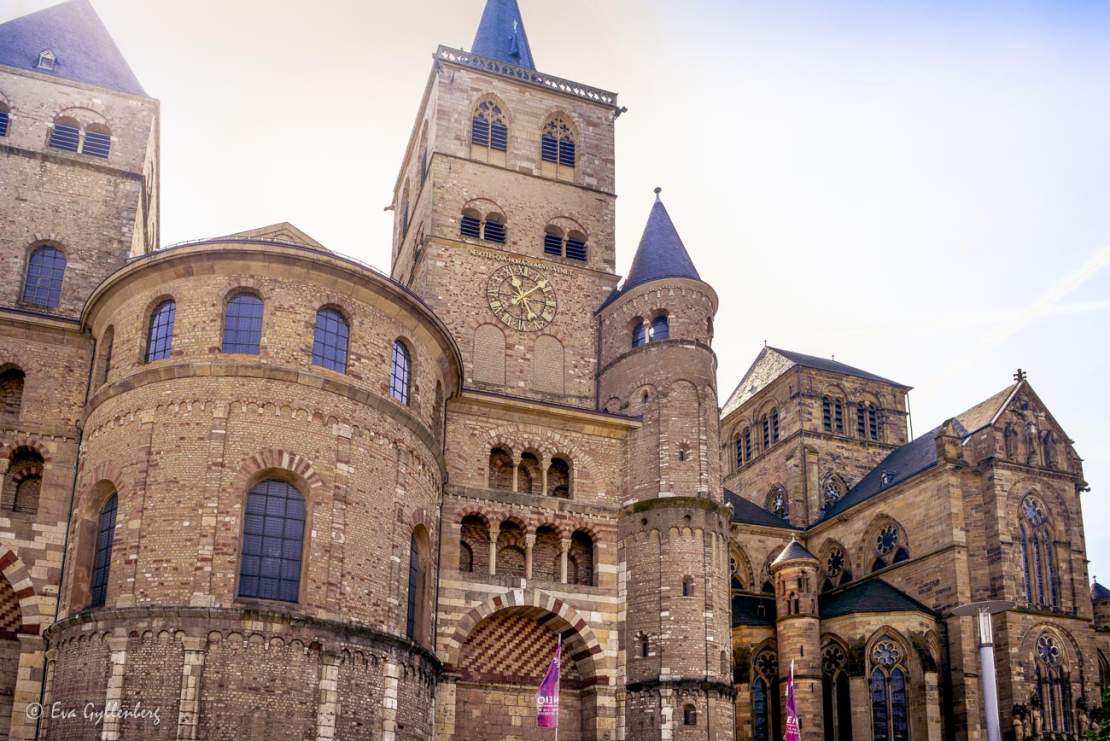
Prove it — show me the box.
[5,0,1108,581]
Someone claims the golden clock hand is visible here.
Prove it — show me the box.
[516,280,548,301]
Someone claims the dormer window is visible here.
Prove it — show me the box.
[37,50,56,71]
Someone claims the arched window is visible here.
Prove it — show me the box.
[471,100,508,162]
[871,522,909,572]
[222,292,263,354]
[752,650,781,741]
[640,633,650,658]
[89,493,118,608]
[858,403,879,440]
[3,448,43,514]
[771,408,780,443]
[48,115,80,152]
[547,457,571,498]
[483,213,506,243]
[0,367,24,424]
[144,299,176,362]
[541,116,576,179]
[488,447,514,490]
[631,319,646,348]
[460,208,482,238]
[311,307,349,373]
[822,474,847,512]
[768,486,789,523]
[22,245,66,308]
[542,224,587,261]
[83,123,111,158]
[682,575,694,597]
[97,326,114,387]
[390,340,412,405]
[761,415,771,449]
[1034,633,1073,735]
[683,704,697,726]
[823,642,853,741]
[460,514,490,574]
[569,530,594,586]
[238,479,306,603]
[870,635,910,741]
[406,527,430,643]
[1019,495,1059,609]
[822,546,852,592]
[650,314,669,342]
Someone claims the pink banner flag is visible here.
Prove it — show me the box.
[536,635,561,729]
[785,658,801,741]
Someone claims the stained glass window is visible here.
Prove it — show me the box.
[311,307,349,373]
[145,299,175,362]
[89,494,118,608]
[542,117,576,168]
[471,100,507,151]
[238,479,305,603]
[390,340,411,405]
[222,293,263,354]
[1020,494,1058,609]
[21,245,66,307]
[871,636,909,741]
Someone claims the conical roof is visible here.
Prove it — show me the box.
[1092,580,1110,602]
[772,538,817,567]
[622,190,701,293]
[471,0,535,69]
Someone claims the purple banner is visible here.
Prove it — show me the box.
[785,658,801,741]
[536,638,561,728]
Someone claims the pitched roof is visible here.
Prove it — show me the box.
[772,539,816,566]
[725,489,800,530]
[1092,581,1110,602]
[722,346,909,419]
[818,429,939,522]
[471,0,535,69]
[731,593,776,627]
[0,0,145,96]
[952,383,1020,437]
[223,223,328,251]
[819,577,936,619]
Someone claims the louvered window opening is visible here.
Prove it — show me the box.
[868,406,879,439]
[0,111,9,138]
[544,231,563,256]
[771,409,780,442]
[483,220,506,244]
[857,404,867,436]
[541,133,558,162]
[834,400,844,432]
[735,436,744,467]
[83,130,111,158]
[565,236,587,261]
[762,417,771,449]
[490,121,508,151]
[559,139,576,167]
[49,123,80,153]
[744,429,753,461]
[471,116,490,146]
[460,214,482,238]
[822,397,832,432]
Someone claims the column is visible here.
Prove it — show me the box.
[540,456,550,497]
[924,670,942,741]
[849,673,874,741]
[488,526,499,576]
[560,538,570,584]
[102,637,129,741]
[176,637,207,740]
[525,533,535,579]
[315,650,340,741]
[511,454,521,492]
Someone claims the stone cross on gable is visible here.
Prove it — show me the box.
[1013,368,1028,382]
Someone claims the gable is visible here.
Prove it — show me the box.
[223,223,328,251]
[721,348,795,419]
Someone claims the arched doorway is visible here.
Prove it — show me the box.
[453,605,595,740]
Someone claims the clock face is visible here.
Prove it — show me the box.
[485,264,557,332]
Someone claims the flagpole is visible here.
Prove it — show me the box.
[554,633,561,741]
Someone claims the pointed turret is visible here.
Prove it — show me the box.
[622,189,701,294]
[0,0,145,96]
[471,0,535,69]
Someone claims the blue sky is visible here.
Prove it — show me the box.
[6,0,1108,581]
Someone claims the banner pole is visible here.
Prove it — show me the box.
[555,633,562,741]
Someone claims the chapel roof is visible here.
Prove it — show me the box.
[819,577,937,619]
[731,593,776,627]
[725,489,800,530]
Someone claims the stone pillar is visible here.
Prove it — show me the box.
[102,636,129,741]
[381,658,401,741]
[849,673,874,741]
[488,527,499,576]
[511,453,521,492]
[540,455,550,497]
[315,650,340,741]
[924,669,942,741]
[560,538,570,584]
[176,637,207,740]
[434,674,458,739]
[524,533,535,579]
[8,635,44,741]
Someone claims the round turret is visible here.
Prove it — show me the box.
[770,537,824,739]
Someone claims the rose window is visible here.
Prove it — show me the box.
[872,639,902,668]
[876,525,899,555]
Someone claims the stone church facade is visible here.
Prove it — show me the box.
[0,1,1103,739]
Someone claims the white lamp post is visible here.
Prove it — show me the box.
[952,600,1014,741]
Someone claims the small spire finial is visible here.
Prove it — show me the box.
[1014,368,1027,383]
[653,187,662,199]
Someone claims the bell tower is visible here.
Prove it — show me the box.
[388,0,621,408]
[770,538,824,740]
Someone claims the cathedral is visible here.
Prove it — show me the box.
[0,0,1104,739]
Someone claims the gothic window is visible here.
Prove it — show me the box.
[390,339,412,405]
[768,486,789,523]
[1019,494,1059,609]
[823,642,853,741]
[471,100,507,150]
[631,318,646,348]
[89,493,118,608]
[144,299,176,362]
[682,575,694,597]
[222,292,264,354]
[822,396,832,431]
[683,704,697,726]
[541,115,576,177]
[822,474,847,512]
[0,367,24,425]
[822,546,852,592]
[872,522,909,572]
[730,555,745,592]
[650,314,669,342]
[238,479,306,603]
[752,650,781,741]
[22,244,66,308]
[406,527,430,643]
[870,636,910,741]
[771,408,780,442]
[311,307,349,373]
[1033,633,1073,735]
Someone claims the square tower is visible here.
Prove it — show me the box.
[389,2,620,408]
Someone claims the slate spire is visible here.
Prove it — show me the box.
[0,0,145,96]
[471,0,536,70]
[621,189,702,293]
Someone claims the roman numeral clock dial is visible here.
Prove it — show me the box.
[486,264,557,332]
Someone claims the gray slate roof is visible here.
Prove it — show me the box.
[725,489,800,530]
[622,195,701,293]
[817,429,939,522]
[772,539,817,566]
[769,347,909,389]
[731,593,776,627]
[1093,581,1110,601]
[819,578,936,619]
[471,0,535,69]
[0,0,145,96]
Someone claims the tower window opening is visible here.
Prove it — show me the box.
[565,232,587,261]
[543,226,564,256]
[541,116,577,179]
[471,100,507,157]
[650,314,669,341]
[631,319,646,349]
[834,399,844,432]
[483,214,506,243]
[460,210,482,239]
[682,575,694,597]
[744,428,753,462]
[0,104,10,138]
[771,408,780,442]
[822,396,832,432]
[762,416,770,449]
[82,125,112,159]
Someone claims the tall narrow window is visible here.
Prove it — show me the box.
[683,704,697,726]
[145,299,176,362]
[22,245,66,308]
[640,634,650,658]
[857,403,867,437]
[238,479,305,603]
[682,575,694,597]
[98,326,114,387]
[222,292,263,354]
[541,116,576,178]
[822,397,832,432]
[311,307,349,373]
[0,103,10,138]
[0,367,24,425]
[1034,634,1072,735]
[1019,495,1059,609]
[632,319,646,348]
[89,493,118,608]
[744,428,753,462]
[834,399,844,432]
[823,643,853,741]
[761,416,771,449]
[868,405,879,440]
[752,651,781,741]
[406,529,428,642]
[390,340,411,405]
[650,314,669,342]
[771,408,780,442]
[471,100,507,153]
[870,636,909,741]
[735,434,744,468]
